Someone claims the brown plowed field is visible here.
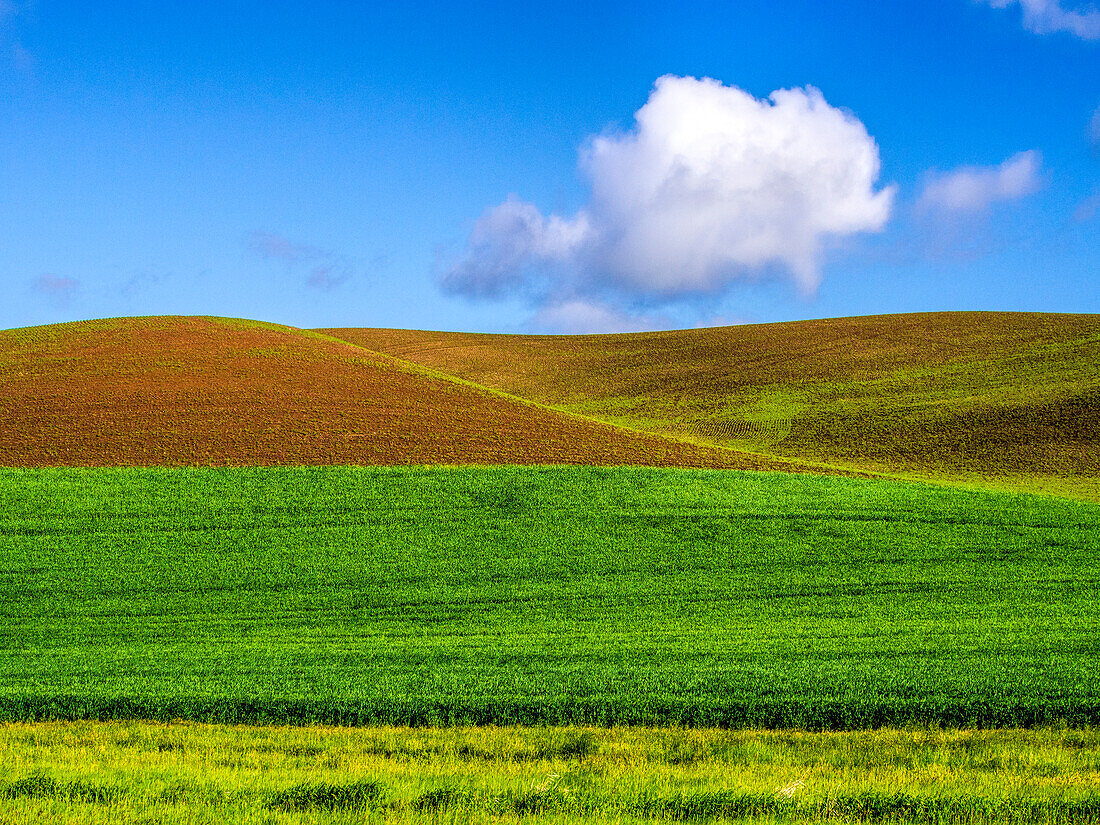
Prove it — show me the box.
[321,312,1100,496]
[0,316,786,469]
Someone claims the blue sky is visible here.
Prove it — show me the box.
[1,0,1097,333]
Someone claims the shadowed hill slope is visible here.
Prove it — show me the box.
[321,312,1100,498]
[0,316,790,469]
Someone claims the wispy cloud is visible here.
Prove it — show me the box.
[981,0,1100,38]
[443,75,894,332]
[1073,191,1100,222]
[1076,107,1100,222]
[917,150,1043,214]
[0,0,33,74]
[11,40,31,72]
[32,274,80,306]
[249,230,320,265]
[118,268,172,297]
[248,230,356,291]
[305,262,352,290]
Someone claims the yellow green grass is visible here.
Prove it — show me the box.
[2,722,1098,824]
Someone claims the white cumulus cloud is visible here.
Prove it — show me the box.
[580,78,894,295]
[528,299,669,335]
[442,196,591,299]
[918,151,1043,214]
[982,0,1100,38]
[443,75,895,323]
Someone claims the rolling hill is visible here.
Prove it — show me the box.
[0,315,785,470]
[321,312,1100,499]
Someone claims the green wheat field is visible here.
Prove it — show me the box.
[2,465,1099,822]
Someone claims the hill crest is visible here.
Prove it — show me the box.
[320,311,1100,499]
[0,315,783,470]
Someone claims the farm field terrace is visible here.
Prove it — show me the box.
[2,465,1098,728]
[325,312,1100,501]
[1,722,1099,824]
[0,316,782,472]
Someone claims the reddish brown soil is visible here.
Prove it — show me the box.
[0,316,786,469]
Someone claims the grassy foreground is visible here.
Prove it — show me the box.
[2,466,1098,728]
[2,722,1098,823]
